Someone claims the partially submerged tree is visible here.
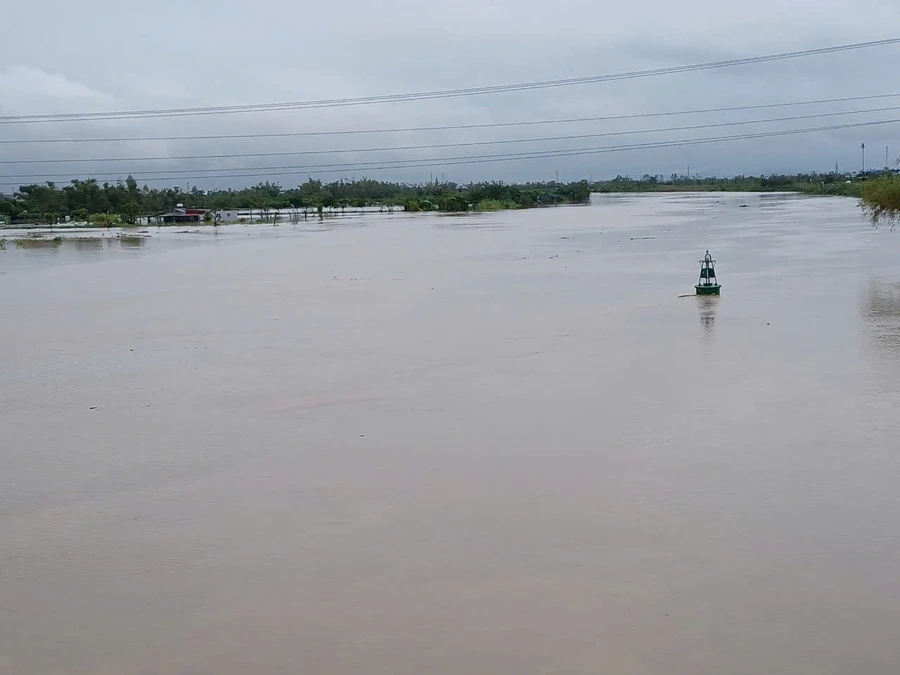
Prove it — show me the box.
[860,175,900,230]
[92,212,116,228]
[204,210,221,229]
[121,201,140,225]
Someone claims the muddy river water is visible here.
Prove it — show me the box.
[2,193,899,674]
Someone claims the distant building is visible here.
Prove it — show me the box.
[538,193,559,206]
[215,210,241,222]
[154,205,207,223]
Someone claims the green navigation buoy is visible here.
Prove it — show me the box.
[696,250,721,296]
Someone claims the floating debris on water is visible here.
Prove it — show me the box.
[15,237,62,248]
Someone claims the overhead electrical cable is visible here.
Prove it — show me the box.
[1,38,898,124]
[2,117,897,186]
[3,105,900,166]
[3,92,900,144]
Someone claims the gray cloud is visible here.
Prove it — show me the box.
[2,0,899,190]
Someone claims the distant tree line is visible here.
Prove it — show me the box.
[2,171,893,226]
[591,172,870,196]
[0,177,592,224]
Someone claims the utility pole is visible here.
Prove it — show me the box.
[886,146,890,170]
[861,143,866,173]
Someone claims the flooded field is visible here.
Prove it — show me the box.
[2,193,899,675]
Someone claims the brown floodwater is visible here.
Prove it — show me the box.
[2,193,899,675]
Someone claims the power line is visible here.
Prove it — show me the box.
[5,105,900,166]
[3,92,900,145]
[2,38,899,124]
[2,117,898,187]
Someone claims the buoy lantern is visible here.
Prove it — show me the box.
[696,250,721,296]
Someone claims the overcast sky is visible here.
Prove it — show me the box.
[2,0,900,190]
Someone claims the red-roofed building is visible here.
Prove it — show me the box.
[154,205,207,224]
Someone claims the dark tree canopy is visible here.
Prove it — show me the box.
[1,177,594,221]
[1,172,886,224]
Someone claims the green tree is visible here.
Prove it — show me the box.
[860,175,900,230]
[121,201,140,225]
[440,194,469,212]
[560,180,591,203]
[0,196,22,221]
[93,212,118,227]
[126,175,139,196]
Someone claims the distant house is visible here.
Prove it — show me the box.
[538,193,559,206]
[215,210,240,222]
[155,205,207,224]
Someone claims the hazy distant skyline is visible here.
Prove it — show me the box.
[2,0,900,189]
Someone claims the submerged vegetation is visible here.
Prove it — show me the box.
[0,171,890,225]
[0,177,592,224]
[13,236,63,248]
[860,175,900,229]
